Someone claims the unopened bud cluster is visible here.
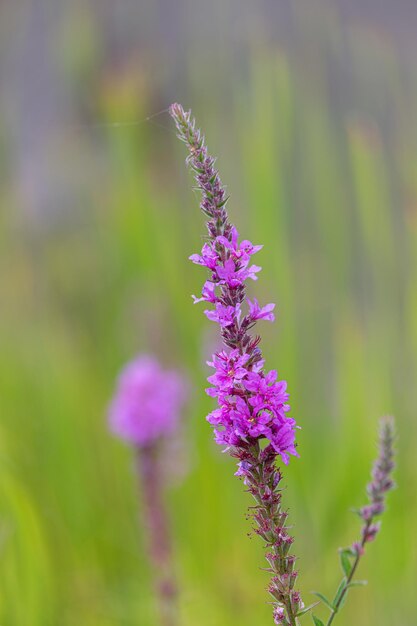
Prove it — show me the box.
[235,444,302,622]
[356,417,395,551]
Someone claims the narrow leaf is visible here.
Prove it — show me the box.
[333,578,347,609]
[340,551,352,576]
[312,592,335,611]
[296,601,320,617]
[312,616,325,626]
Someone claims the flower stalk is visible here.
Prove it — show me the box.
[315,417,396,626]
[138,444,178,626]
[169,103,302,625]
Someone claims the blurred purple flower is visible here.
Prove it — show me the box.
[357,416,396,546]
[108,355,187,446]
[108,354,188,626]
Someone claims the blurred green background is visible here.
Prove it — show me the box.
[0,1,415,624]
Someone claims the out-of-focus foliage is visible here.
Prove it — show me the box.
[0,1,415,624]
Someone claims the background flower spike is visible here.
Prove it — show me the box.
[108,354,188,626]
[315,416,396,626]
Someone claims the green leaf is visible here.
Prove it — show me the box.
[312,616,325,626]
[339,551,352,576]
[333,578,347,609]
[312,592,335,611]
[296,601,320,617]
[217,195,230,207]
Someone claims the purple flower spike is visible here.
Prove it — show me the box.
[357,417,396,545]
[322,417,396,626]
[170,103,301,625]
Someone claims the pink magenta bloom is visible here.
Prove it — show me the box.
[189,242,219,270]
[108,355,187,446]
[244,371,290,417]
[192,280,217,304]
[248,298,275,322]
[206,349,250,395]
[216,226,263,263]
[204,302,241,327]
[216,258,261,287]
[170,104,298,463]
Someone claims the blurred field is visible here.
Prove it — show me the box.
[0,1,416,625]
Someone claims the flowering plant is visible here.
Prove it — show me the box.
[169,103,396,626]
[170,103,302,624]
[109,354,187,626]
[313,417,396,626]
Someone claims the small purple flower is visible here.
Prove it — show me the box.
[273,606,287,625]
[244,264,262,281]
[362,521,381,543]
[269,419,298,464]
[108,355,187,446]
[235,459,252,478]
[352,541,364,557]
[192,280,217,304]
[359,502,385,520]
[248,298,276,322]
[189,242,218,270]
[206,349,250,394]
[206,392,298,465]
[216,258,261,287]
[204,302,241,327]
[245,370,290,418]
[234,400,274,441]
[216,226,263,263]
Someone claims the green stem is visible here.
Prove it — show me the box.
[285,598,299,626]
[326,521,371,626]
[138,446,178,626]
[251,441,299,626]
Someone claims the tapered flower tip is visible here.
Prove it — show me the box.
[108,354,188,447]
[379,415,395,438]
[169,102,186,119]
